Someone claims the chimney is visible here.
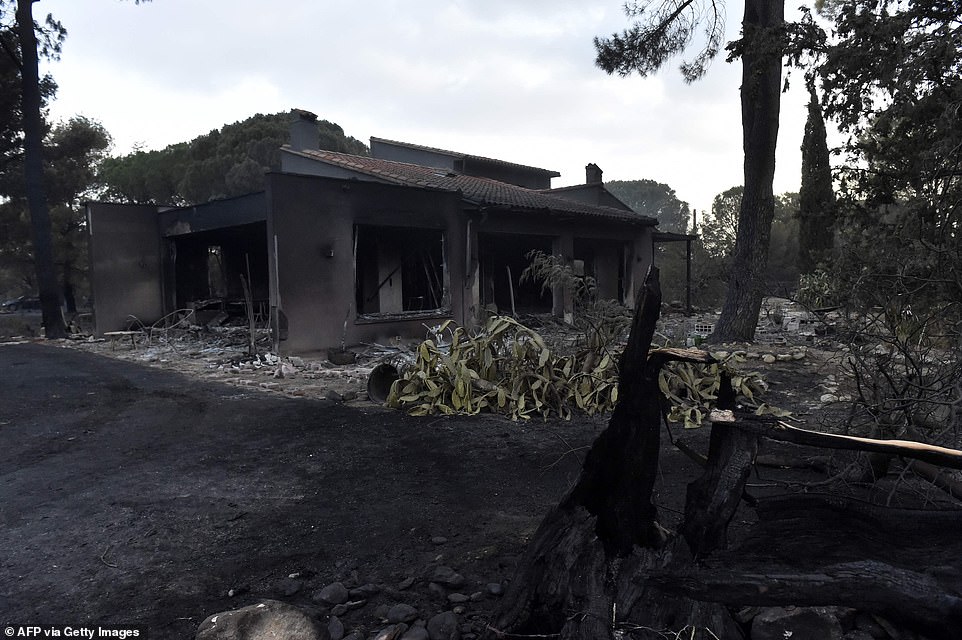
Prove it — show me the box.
[586,163,603,184]
[289,108,319,151]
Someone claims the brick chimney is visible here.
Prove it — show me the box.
[586,163,603,184]
[289,108,319,151]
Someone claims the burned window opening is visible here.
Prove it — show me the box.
[573,238,627,304]
[170,222,269,324]
[354,225,448,318]
[479,233,553,314]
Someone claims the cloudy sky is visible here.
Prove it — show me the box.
[38,0,817,216]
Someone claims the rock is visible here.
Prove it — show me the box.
[341,390,359,401]
[776,354,792,361]
[485,583,503,597]
[289,356,306,368]
[452,606,466,615]
[751,606,843,640]
[374,624,408,640]
[397,576,415,590]
[342,634,363,640]
[400,626,430,640]
[388,603,419,624]
[431,566,465,587]
[349,583,381,599]
[328,616,345,640]
[469,591,484,602]
[431,536,448,545]
[792,351,806,360]
[447,593,469,604]
[324,389,342,402]
[196,599,330,640]
[762,354,777,364]
[330,604,349,617]
[426,611,460,640]
[820,393,839,403]
[314,582,350,605]
[275,577,304,597]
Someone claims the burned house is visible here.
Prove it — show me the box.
[87,112,657,354]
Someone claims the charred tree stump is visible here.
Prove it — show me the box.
[485,269,741,640]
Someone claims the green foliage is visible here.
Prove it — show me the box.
[605,179,691,233]
[797,78,835,274]
[659,354,789,428]
[696,186,800,300]
[99,111,369,205]
[594,0,725,82]
[387,316,619,420]
[520,249,632,351]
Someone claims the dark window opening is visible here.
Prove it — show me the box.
[354,225,447,317]
[479,233,553,314]
[573,238,627,304]
[170,222,269,322]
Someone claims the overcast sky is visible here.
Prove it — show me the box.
[39,0,817,216]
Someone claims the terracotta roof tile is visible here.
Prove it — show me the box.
[283,147,656,225]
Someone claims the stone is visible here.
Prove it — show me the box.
[400,626,430,640]
[431,566,465,587]
[275,577,303,597]
[397,576,415,590]
[341,390,359,401]
[776,354,792,361]
[452,606,466,615]
[388,603,419,624]
[426,611,460,640]
[324,389,342,402]
[820,393,839,403]
[314,582,350,605]
[447,593,469,604]
[330,604,349,617]
[328,616,345,640]
[374,603,392,620]
[374,624,408,640]
[349,583,381,599]
[195,599,330,640]
[751,606,843,640]
[289,356,306,368]
[485,583,503,597]
[468,592,484,602]
[762,354,777,364]
[431,536,448,545]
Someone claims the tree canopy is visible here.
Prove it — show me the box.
[99,111,368,205]
[605,178,690,232]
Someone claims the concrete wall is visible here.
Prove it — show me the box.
[86,202,164,334]
[267,174,466,354]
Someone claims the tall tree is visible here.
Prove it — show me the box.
[797,77,835,274]
[13,0,66,337]
[595,0,786,342]
[605,178,691,232]
[99,111,369,205]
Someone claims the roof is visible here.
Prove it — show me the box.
[282,147,656,225]
[370,137,561,179]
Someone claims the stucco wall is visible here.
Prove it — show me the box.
[266,174,466,354]
[86,202,164,334]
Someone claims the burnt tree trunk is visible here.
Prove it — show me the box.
[485,268,741,640]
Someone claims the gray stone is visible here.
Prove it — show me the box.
[431,536,448,545]
[468,592,484,602]
[762,354,777,364]
[426,611,460,640]
[428,582,447,598]
[388,603,420,624]
[195,599,330,640]
[328,616,345,640]
[400,626,430,640]
[348,583,381,599]
[397,576,416,590]
[374,624,408,640]
[315,582,350,605]
[330,604,349,617]
[452,606,466,615]
[751,606,843,640]
[431,566,465,587]
[276,577,304,597]
[485,583,503,597]
[289,356,306,368]
[447,593,469,604]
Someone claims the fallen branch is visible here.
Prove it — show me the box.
[709,410,962,470]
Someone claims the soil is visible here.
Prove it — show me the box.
[0,319,946,639]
